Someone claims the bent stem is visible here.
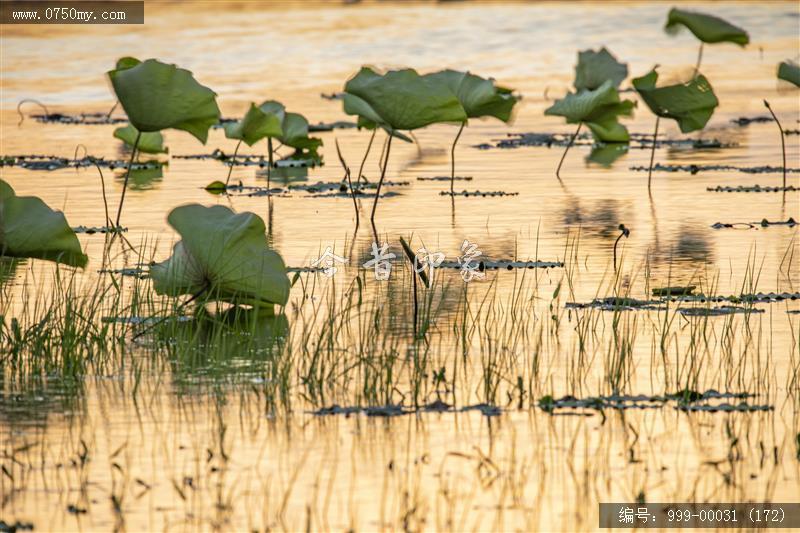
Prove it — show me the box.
[613,224,629,271]
[114,130,141,229]
[450,121,465,195]
[370,133,394,226]
[763,100,786,190]
[647,117,660,192]
[693,43,704,78]
[335,138,359,230]
[17,99,50,126]
[556,122,582,181]
[225,140,242,187]
[357,129,376,185]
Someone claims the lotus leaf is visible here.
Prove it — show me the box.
[224,103,283,147]
[574,48,628,91]
[256,100,322,162]
[150,204,290,307]
[343,67,467,140]
[632,69,718,133]
[0,180,87,268]
[108,58,220,143]
[778,61,800,87]
[544,80,635,142]
[665,8,749,45]
[424,69,517,122]
[114,124,167,154]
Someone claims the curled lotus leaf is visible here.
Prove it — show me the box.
[113,124,167,154]
[574,47,628,91]
[778,61,800,87]
[224,103,283,147]
[108,58,221,143]
[632,68,719,133]
[343,67,467,141]
[665,8,749,46]
[424,69,518,122]
[544,80,635,142]
[257,100,322,161]
[150,204,290,307]
[0,179,87,268]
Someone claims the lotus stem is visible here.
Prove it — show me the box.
[556,122,582,180]
[613,224,630,271]
[114,130,141,229]
[335,138,359,230]
[694,43,704,78]
[357,129,376,185]
[225,140,242,187]
[92,159,112,229]
[763,100,787,190]
[451,122,465,195]
[370,133,393,225]
[106,101,119,119]
[647,117,660,192]
[267,138,274,190]
[17,99,49,126]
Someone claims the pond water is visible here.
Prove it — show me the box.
[1,1,799,531]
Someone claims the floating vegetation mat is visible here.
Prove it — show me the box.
[538,390,771,413]
[174,150,320,168]
[213,118,355,132]
[0,155,163,171]
[98,266,148,278]
[73,225,128,234]
[439,259,563,270]
[565,293,793,313]
[311,401,502,418]
[416,175,473,181]
[730,115,773,126]
[631,163,798,175]
[29,112,127,125]
[477,132,735,150]
[101,315,193,325]
[711,217,797,229]
[707,184,797,193]
[289,180,410,193]
[440,190,519,197]
[678,306,764,316]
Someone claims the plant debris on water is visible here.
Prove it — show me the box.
[631,162,799,174]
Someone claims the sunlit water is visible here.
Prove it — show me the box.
[1,1,799,531]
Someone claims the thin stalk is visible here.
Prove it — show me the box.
[106,101,119,119]
[693,43,704,78]
[335,138,359,229]
[647,117,660,192]
[357,129,376,185]
[225,140,242,187]
[92,160,112,228]
[370,133,393,225]
[450,122,465,195]
[613,224,629,271]
[267,138,274,189]
[763,100,787,190]
[114,130,141,229]
[17,99,49,125]
[556,122,582,180]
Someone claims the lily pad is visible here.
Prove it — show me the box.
[150,204,290,307]
[0,180,87,267]
[665,8,749,46]
[544,80,635,142]
[108,58,220,143]
[778,60,800,87]
[424,69,518,122]
[113,124,167,154]
[223,103,283,146]
[343,67,467,140]
[632,68,718,133]
[574,47,628,91]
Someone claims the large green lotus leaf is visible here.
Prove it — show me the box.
[632,69,718,133]
[574,48,628,91]
[224,103,283,146]
[343,67,467,135]
[778,61,800,87]
[108,58,221,143]
[424,69,518,122]
[665,8,749,46]
[544,81,634,142]
[113,124,167,154]
[150,204,290,306]
[0,180,87,268]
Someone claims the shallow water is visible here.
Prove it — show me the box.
[1,1,799,531]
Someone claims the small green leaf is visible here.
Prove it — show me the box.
[778,60,800,87]
[108,58,221,143]
[150,204,290,306]
[204,180,227,194]
[224,103,283,146]
[574,48,628,91]
[113,124,167,154]
[632,68,719,133]
[424,69,518,122]
[0,179,87,268]
[665,8,749,46]
[544,80,635,142]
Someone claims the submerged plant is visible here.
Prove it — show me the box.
[423,69,519,192]
[665,8,749,75]
[107,57,220,227]
[222,103,283,186]
[342,67,467,224]
[0,179,87,267]
[113,124,167,154]
[150,204,290,309]
[632,68,719,190]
